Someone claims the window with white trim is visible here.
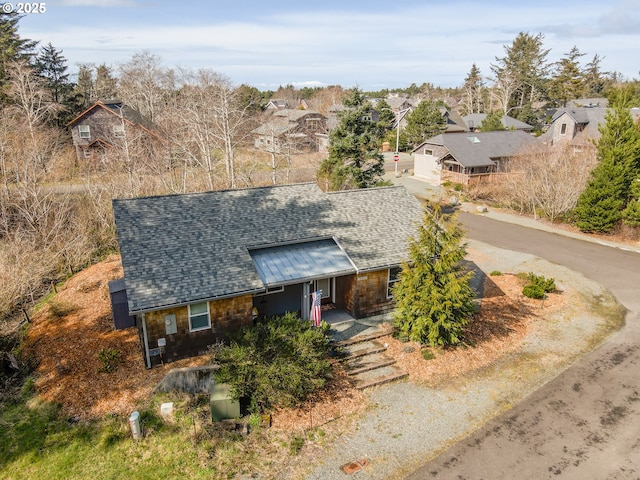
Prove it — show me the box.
[387,266,402,298]
[188,302,210,332]
[560,123,567,135]
[78,125,90,139]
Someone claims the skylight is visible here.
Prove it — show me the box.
[467,136,481,143]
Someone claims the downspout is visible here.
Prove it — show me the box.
[141,313,151,369]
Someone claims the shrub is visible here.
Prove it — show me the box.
[210,312,333,412]
[521,272,556,299]
[98,348,123,373]
[490,270,502,276]
[421,349,435,361]
[523,284,546,299]
[48,301,77,319]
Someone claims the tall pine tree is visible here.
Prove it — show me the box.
[549,46,585,108]
[392,203,476,347]
[401,100,446,149]
[574,96,640,233]
[0,12,37,103]
[318,87,386,190]
[491,32,550,123]
[34,42,82,125]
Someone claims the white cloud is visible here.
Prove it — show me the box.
[22,1,640,88]
[59,0,137,6]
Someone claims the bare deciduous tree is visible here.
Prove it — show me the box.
[118,51,174,124]
[501,143,597,221]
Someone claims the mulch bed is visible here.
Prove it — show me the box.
[22,257,563,427]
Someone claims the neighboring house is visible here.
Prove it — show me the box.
[385,96,416,112]
[326,103,381,132]
[264,99,291,111]
[538,98,640,151]
[67,100,157,163]
[253,109,328,153]
[441,108,468,133]
[463,113,533,133]
[413,130,537,185]
[112,183,423,368]
[539,104,607,150]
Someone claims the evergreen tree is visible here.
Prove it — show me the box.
[34,42,83,125]
[549,46,585,107]
[491,32,550,121]
[35,43,70,103]
[376,98,396,130]
[480,110,505,131]
[583,54,608,98]
[0,12,37,102]
[392,203,476,347]
[574,100,640,232]
[317,88,386,190]
[622,176,640,227]
[401,100,446,148]
[93,63,117,100]
[74,63,94,107]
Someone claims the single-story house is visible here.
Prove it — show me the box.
[112,183,423,368]
[412,130,537,185]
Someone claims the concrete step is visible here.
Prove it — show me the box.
[355,368,409,390]
[346,358,397,376]
[336,328,393,347]
[340,341,386,360]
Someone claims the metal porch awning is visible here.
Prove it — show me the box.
[249,238,356,287]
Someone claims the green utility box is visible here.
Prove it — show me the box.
[210,383,240,422]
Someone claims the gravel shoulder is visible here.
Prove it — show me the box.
[284,240,624,480]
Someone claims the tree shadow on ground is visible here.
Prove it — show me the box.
[463,261,533,345]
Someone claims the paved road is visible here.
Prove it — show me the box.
[405,212,640,479]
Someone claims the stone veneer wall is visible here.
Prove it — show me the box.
[142,294,253,367]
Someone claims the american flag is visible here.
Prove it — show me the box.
[309,290,322,327]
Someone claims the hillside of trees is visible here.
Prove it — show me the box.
[1,11,640,327]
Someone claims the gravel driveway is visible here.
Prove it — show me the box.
[280,239,623,480]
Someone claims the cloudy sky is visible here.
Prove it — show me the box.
[16,0,640,91]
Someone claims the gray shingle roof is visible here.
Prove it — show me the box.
[113,183,423,313]
[413,131,537,168]
[463,113,533,131]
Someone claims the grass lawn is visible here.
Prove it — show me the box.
[0,383,285,480]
